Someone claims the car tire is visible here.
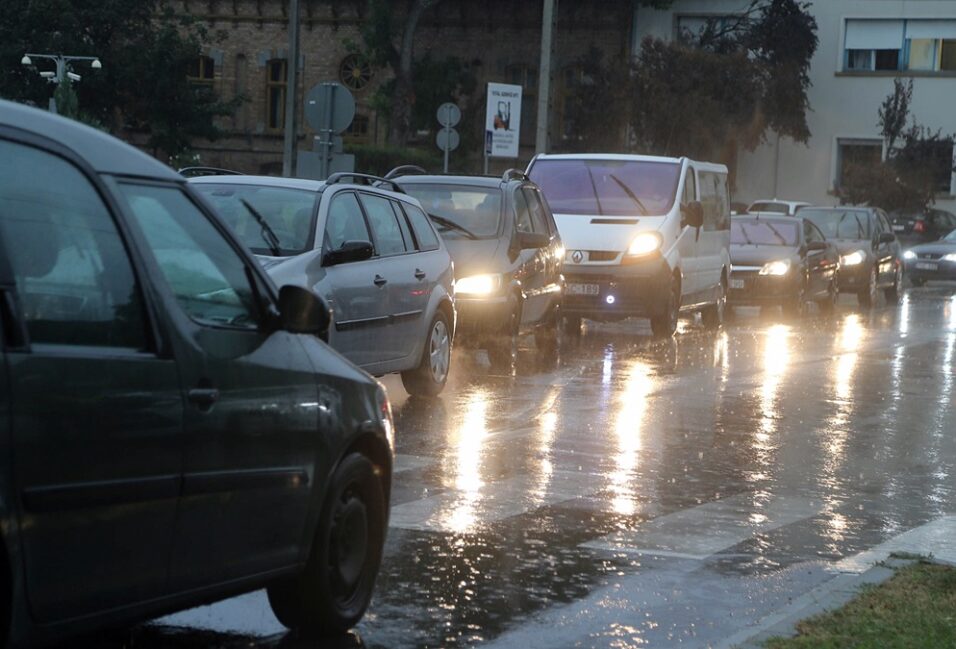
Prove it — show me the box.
[884,265,902,303]
[401,311,451,397]
[267,453,386,636]
[650,276,680,338]
[535,305,562,360]
[700,278,726,330]
[857,267,878,308]
[816,279,838,315]
[487,304,520,372]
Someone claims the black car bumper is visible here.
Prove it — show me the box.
[728,269,801,305]
[454,295,514,339]
[836,262,871,292]
[561,257,672,320]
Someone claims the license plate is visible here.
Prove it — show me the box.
[915,262,938,271]
[892,225,905,231]
[568,283,600,296]
[730,278,745,289]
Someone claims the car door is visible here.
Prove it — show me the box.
[319,190,395,367]
[510,187,546,325]
[522,186,561,325]
[116,181,318,589]
[803,220,831,297]
[874,210,898,284]
[0,138,183,621]
[696,171,729,302]
[677,165,699,298]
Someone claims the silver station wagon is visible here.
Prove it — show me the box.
[190,173,455,396]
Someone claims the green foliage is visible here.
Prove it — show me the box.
[344,143,441,176]
[0,0,241,158]
[557,47,634,153]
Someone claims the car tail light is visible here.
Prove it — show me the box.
[914,220,925,233]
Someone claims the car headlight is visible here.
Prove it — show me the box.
[626,232,662,257]
[759,259,791,276]
[903,250,917,260]
[841,250,866,266]
[944,253,956,262]
[455,273,501,296]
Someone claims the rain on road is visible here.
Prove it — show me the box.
[71,286,956,649]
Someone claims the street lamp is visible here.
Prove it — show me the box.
[21,53,102,113]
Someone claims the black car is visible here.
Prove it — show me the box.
[392,168,564,369]
[888,207,956,249]
[902,229,956,285]
[728,215,840,315]
[0,99,392,646]
[800,206,903,307]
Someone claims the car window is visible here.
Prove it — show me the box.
[119,184,261,330]
[359,193,407,256]
[731,219,799,246]
[401,184,502,238]
[801,208,872,239]
[523,187,551,235]
[749,202,790,214]
[514,189,534,233]
[804,220,826,243]
[402,203,441,251]
[699,172,721,231]
[325,192,372,251]
[391,201,416,250]
[0,139,146,349]
[683,168,697,204]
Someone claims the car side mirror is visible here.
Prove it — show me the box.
[517,231,549,249]
[807,241,828,252]
[278,284,331,340]
[323,240,374,266]
[682,201,704,229]
[878,232,895,244]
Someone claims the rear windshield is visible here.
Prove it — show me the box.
[401,184,501,238]
[800,209,872,240]
[731,220,799,246]
[748,202,790,214]
[528,159,681,217]
[193,183,318,256]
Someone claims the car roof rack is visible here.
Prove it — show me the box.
[384,165,428,179]
[501,168,529,183]
[325,172,406,194]
[178,166,244,178]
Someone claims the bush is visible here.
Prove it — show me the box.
[345,144,441,177]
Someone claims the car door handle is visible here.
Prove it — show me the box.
[414,269,426,280]
[188,388,219,410]
[374,275,388,287]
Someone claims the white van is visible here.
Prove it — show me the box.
[527,154,731,337]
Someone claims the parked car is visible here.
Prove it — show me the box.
[728,215,840,315]
[0,99,392,646]
[902,229,956,285]
[390,168,564,369]
[799,206,902,306]
[527,154,731,337]
[888,207,956,249]
[190,173,456,396]
[746,199,811,216]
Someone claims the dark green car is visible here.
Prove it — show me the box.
[0,99,392,646]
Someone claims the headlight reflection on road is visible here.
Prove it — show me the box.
[530,389,560,506]
[759,324,791,438]
[609,359,654,516]
[441,389,491,533]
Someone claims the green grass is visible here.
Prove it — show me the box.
[765,562,956,648]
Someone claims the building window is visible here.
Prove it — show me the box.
[845,19,956,73]
[835,139,883,190]
[926,141,956,194]
[676,15,740,45]
[266,59,287,131]
[339,54,372,91]
[343,113,370,143]
[187,55,215,88]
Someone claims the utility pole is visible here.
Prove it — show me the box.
[282,0,301,177]
[534,0,556,155]
[21,53,102,114]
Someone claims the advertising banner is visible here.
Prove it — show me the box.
[484,82,522,158]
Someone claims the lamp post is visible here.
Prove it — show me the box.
[21,53,102,114]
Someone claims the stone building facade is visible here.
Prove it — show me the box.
[180,0,634,174]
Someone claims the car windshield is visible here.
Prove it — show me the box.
[192,183,318,256]
[528,159,681,216]
[800,208,872,240]
[401,184,502,238]
[749,202,790,214]
[731,219,799,246]
[945,229,956,242]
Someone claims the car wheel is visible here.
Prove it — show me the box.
[650,276,680,338]
[487,305,519,372]
[401,311,451,397]
[884,265,902,303]
[700,278,726,330]
[816,279,838,315]
[535,305,562,360]
[857,267,878,308]
[267,453,386,636]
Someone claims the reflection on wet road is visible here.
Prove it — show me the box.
[75,287,956,648]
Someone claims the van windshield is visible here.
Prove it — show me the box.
[529,159,681,216]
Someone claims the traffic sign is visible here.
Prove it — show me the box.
[304,82,355,134]
[436,102,461,128]
[436,127,460,152]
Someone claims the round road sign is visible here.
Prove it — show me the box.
[304,82,356,133]
[437,102,461,128]
[436,127,460,152]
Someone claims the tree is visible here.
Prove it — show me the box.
[0,0,240,159]
[840,78,955,213]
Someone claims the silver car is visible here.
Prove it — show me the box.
[190,173,455,396]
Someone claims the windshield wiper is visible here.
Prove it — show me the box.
[427,213,478,239]
[586,166,605,216]
[608,173,649,216]
[239,198,282,256]
[764,223,788,245]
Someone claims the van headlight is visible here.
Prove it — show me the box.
[841,250,865,266]
[903,250,917,260]
[759,259,791,276]
[626,232,662,257]
[944,253,956,262]
[455,273,501,296]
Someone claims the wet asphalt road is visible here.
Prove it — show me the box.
[72,285,956,649]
